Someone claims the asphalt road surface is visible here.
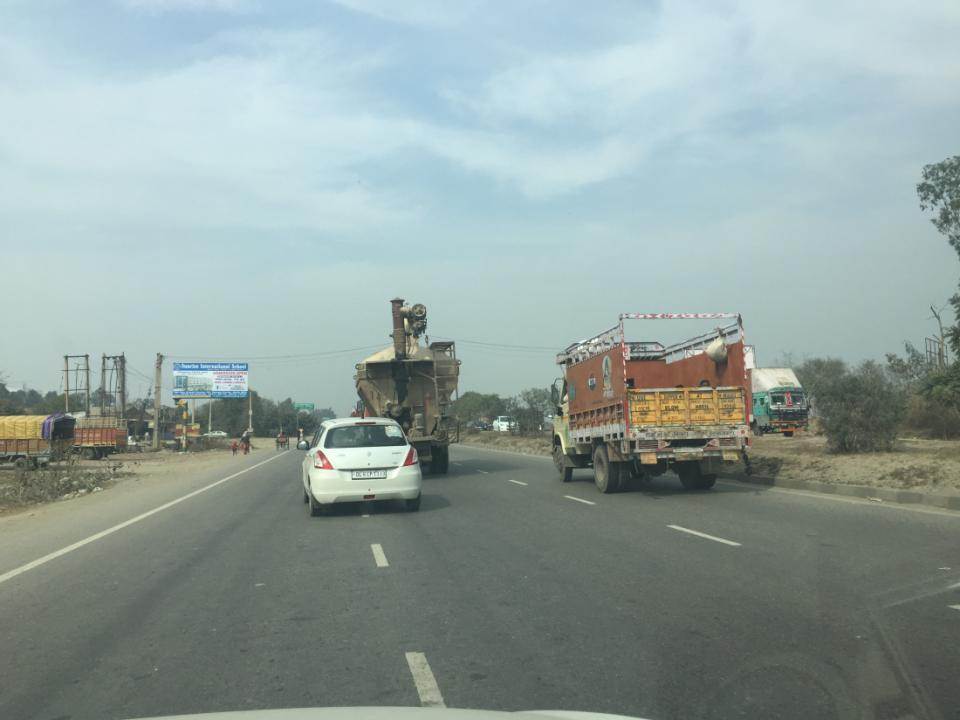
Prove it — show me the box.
[1,445,959,720]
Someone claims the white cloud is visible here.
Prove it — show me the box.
[327,0,480,27]
[119,0,254,12]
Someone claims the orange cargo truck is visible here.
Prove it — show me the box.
[73,416,128,459]
[551,313,751,493]
[0,414,76,468]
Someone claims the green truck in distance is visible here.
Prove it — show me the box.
[750,367,809,436]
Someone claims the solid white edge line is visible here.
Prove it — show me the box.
[564,495,595,506]
[667,524,741,547]
[508,479,528,486]
[371,543,389,568]
[949,604,960,611]
[0,451,290,586]
[405,652,446,708]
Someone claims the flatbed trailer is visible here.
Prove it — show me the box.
[552,313,751,492]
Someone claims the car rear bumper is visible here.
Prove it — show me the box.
[307,467,422,505]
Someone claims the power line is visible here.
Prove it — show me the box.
[166,344,386,361]
[431,337,557,352]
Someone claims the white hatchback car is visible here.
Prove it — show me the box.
[300,417,422,516]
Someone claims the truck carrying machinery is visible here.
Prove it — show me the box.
[551,312,751,492]
[0,414,76,468]
[73,416,128,458]
[750,367,808,436]
[355,298,460,474]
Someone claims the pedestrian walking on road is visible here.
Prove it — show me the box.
[231,440,238,456]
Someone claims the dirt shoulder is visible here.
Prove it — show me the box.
[0,436,278,516]
[459,431,551,457]
[736,433,960,493]
[459,431,960,494]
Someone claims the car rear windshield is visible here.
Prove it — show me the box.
[324,424,406,449]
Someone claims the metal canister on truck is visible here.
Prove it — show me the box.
[354,298,460,474]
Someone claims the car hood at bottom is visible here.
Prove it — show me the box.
[132,707,650,720]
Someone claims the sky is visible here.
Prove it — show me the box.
[1,0,958,413]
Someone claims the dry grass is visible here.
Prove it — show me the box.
[458,430,551,456]
[743,434,960,491]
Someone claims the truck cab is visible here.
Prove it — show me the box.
[750,368,808,437]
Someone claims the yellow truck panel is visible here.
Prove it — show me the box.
[0,416,47,440]
[629,387,745,428]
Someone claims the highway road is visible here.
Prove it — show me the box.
[1,445,959,720]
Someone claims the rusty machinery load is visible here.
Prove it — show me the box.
[355,298,460,474]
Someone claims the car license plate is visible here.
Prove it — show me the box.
[352,469,387,480]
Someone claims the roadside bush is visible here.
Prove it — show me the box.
[814,361,904,453]
[910,363,960,439]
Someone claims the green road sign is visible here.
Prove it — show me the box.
[294,402,315,412]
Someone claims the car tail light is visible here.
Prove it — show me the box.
[314,450,335,470]
[402,446,418,467]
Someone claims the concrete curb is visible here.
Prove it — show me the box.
[724,472,960,511]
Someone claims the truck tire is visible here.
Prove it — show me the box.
[82,448,97,460]
[592,445,622,494]
[430,446,449,475]
[553,443,573,482]
[783,431,795,438]
[13,457,28,470]
[677,464,717,491]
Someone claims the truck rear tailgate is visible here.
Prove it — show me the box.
[629,387,746,428]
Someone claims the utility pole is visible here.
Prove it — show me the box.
[118,353,127,420]
[930,305,948,368]
[64,356,70,412]
[84,354,91,415]
[153,353,163,450]
[100,354,107,416]
[208,399,213,433]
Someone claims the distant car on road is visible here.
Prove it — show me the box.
[299,417,422,516]
[204,430,228,438]
[467,420,491,431]
[492,415,517,432]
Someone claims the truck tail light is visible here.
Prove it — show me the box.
[402,447,418,467]
[313,450,334,470]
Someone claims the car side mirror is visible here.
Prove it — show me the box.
[550,385,560,405]
[297,441,309,450]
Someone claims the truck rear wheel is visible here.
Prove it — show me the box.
[430,446,449,475]
[677,463,717,491]
[592,445,622,494]
[553,443,573,482]
[783,431,795,438]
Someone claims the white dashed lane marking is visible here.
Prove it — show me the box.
[405,652,445,708]
[371,543,389,568]
[508,479,528,486]
[667,524,741,547]
[564,495,596,506]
